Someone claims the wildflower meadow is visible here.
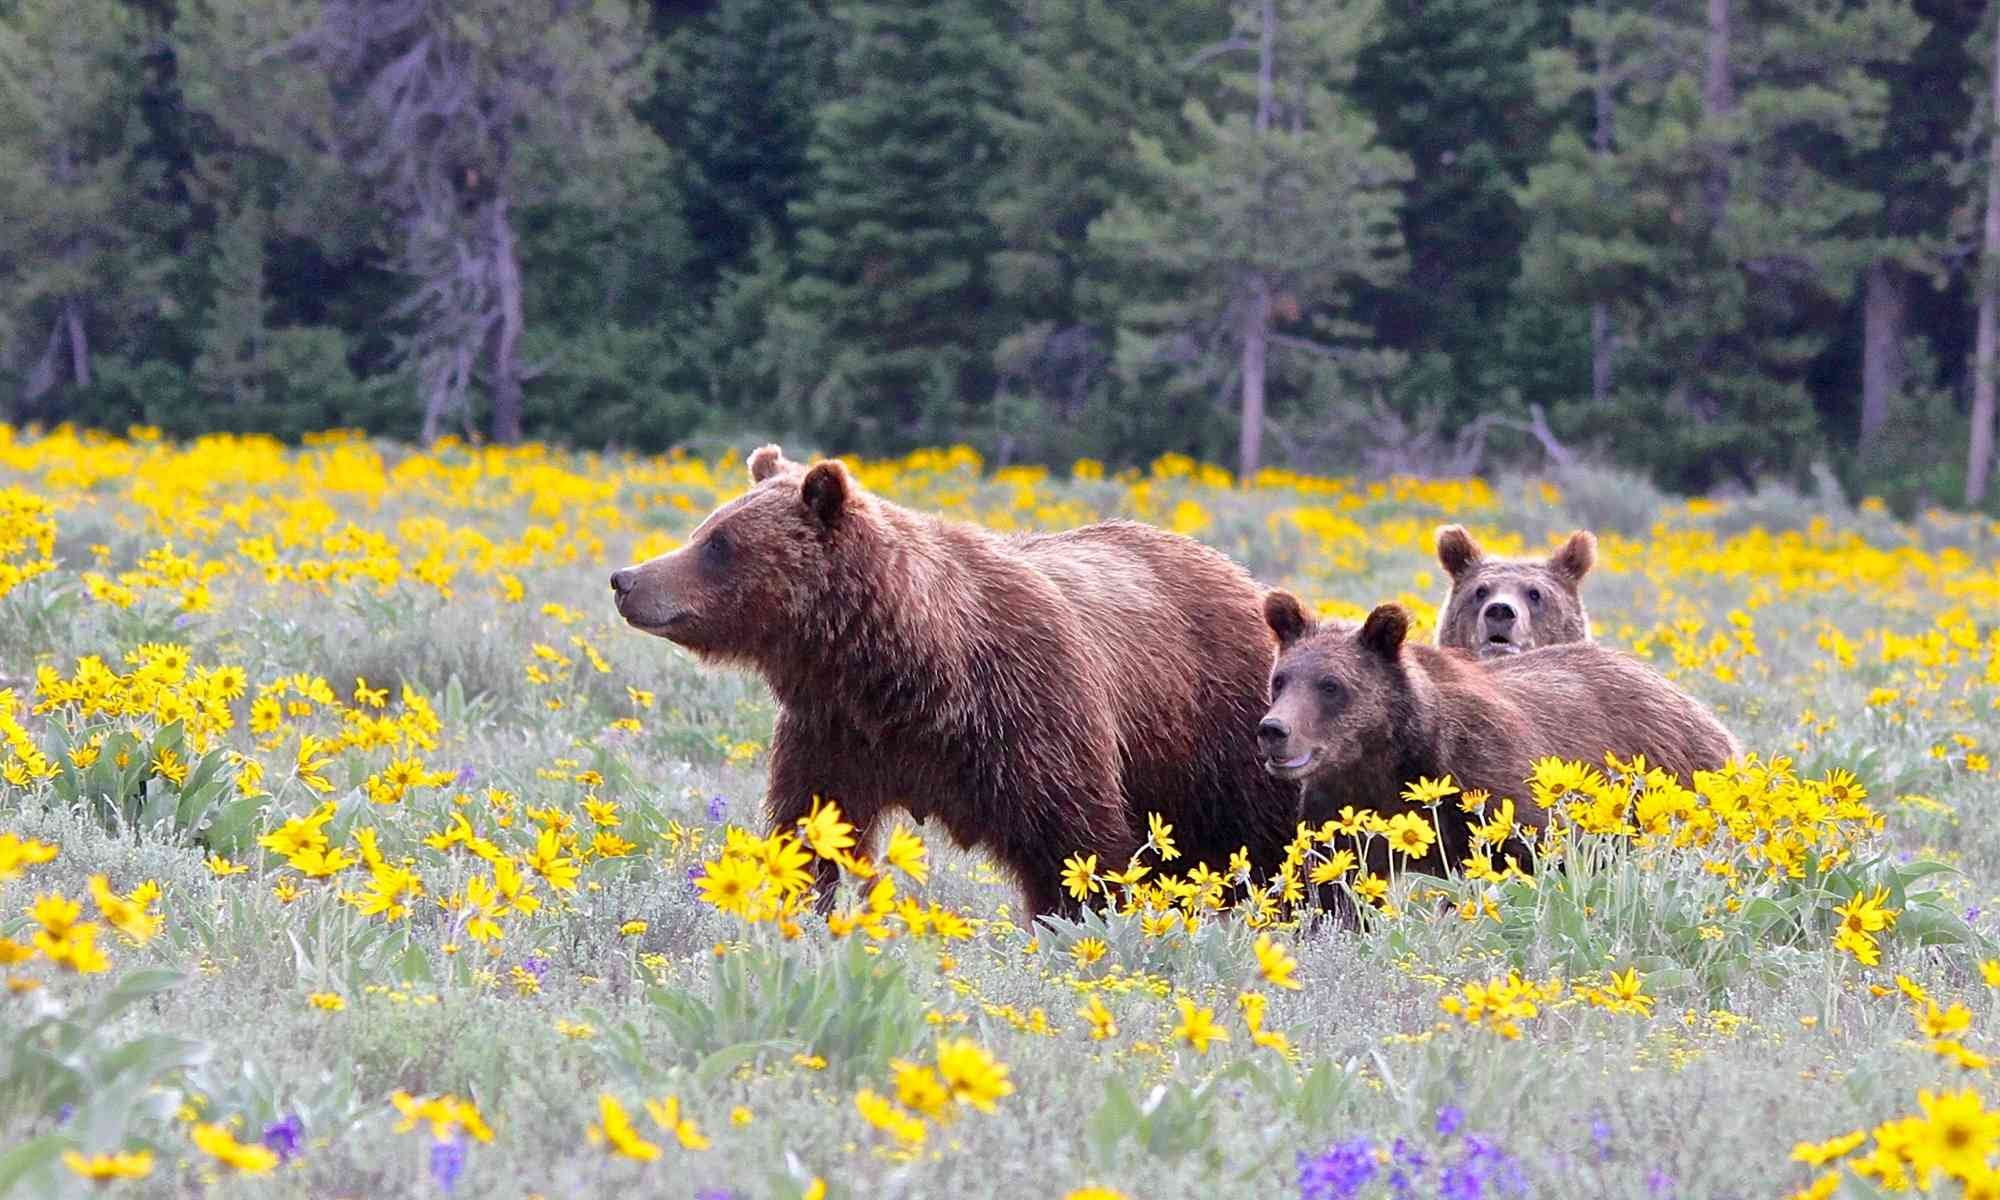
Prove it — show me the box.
[4,427,2000,1199]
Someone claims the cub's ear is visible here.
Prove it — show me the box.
[1550,529,1597,586]
[1263,590,1314,651]
[1435,525,1483,580]
[801,459,851,524]
[748,444,789,484]
[1357,604,1410,659]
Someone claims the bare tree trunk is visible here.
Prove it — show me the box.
[1240,277,1269,481]
[1971,16,2000,508]
[1239,0,1275,484]
[1702,0,1733,225]
[1860,259,1905,456]
[22,318,63,404]
[1590,0,1613,406]
[486,196,526,445]
[63,298,90,390]
[1590,304,1611,408]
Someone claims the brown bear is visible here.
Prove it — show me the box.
[1257,593,1738,877]
[609,446,1301,917]
[1434,525,1596,658]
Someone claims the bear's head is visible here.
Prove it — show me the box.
[1257,592,1413,783]
[1433,525,1595,658]
[609,445,856,664]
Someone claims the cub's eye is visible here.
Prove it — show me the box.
[1270,673,1288,696]
[1315,677,1344,701]
[1527,587,1542,605]
[1473,585,1490,602]
[703,531,730,564]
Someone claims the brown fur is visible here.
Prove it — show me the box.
[610,446,1300,917]
[1434,525,1596,659]
[1258,594,1738,876]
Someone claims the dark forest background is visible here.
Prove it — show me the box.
[6,0,2000,512]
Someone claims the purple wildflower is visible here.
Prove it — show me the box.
[454,763,477,787]
[429,1135,465,1193]
[1436,1104,1466,1137]
[521,956,549,982]
[56,1104,74,1124]
[261,1113,303,1163]
[707,795,728,822]
[1299,1136,1377,1200]
[1648,1168,1676,1198]
[1590,1116,1613,1160]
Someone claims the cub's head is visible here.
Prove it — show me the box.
[608,445,856,663]
[1257,593,1412,783]
[1433,525,1595,659]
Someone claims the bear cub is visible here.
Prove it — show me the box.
[1434,525,1596,658]
[1257,592,1738,877]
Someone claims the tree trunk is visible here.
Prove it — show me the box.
[1237,0,1276,484]
[1590,303,1612,408]
[1240,277,1269,481]
[1859,259,1905,456]
[1702,0,1733,225]
[1590,0,1613,406]
[486,196,526,445]
[1971,16,2000,508]
[63,298,90,390]
[22,317,63,404]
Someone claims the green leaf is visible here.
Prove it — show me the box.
[0,1134,65,1198]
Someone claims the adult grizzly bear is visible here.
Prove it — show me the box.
[1434,525,1596,658]
[1256,593,1737,876]
[609,446,1300,917]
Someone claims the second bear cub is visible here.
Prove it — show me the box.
[1258,592,1738,876]
[1434,525,1596,658]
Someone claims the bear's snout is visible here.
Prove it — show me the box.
[1482,600,1516,626]
[1257,716,1290,745]
[609,567,638,598]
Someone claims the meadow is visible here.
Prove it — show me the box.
[1,427,1998,1199]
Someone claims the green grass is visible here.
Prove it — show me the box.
[1,441,1998,1199]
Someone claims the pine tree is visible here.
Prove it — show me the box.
[653,0,832,298]
[1350,0,1569,417]
[784,0,1019,446]
[1089,0,1410,480]
[192,202,270,413]
[0,0,164,410]
[180,0,662,444]
[1519,0,1925,491]
[985,0,1228,454]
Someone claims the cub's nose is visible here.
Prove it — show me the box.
[609,568,637,598]
[1482,600,1516,625]
[1257,717,1289,745]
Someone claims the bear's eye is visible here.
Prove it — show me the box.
[703,531,730,565]
[1315,677,1344,702]
[1270,673,1288,696]
[1527,587,1542,606]
[1473,585,1490,602]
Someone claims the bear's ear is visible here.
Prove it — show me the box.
[1435,525,1483,580]
[1549,530,1596,586]
[1357,604,1410,660]
[1263,590,1314,650]
[748,444,789,484]
[800,459,851,524]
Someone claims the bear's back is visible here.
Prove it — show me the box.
[1479,642,1738,780]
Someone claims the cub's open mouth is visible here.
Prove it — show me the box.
[1482,636,1522,656]
[1262,748,1319,779]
